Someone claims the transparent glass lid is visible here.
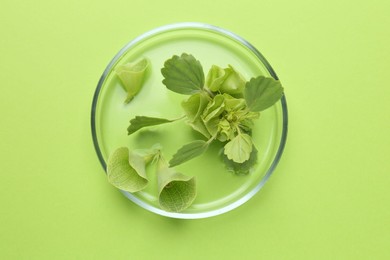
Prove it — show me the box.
[91,23,288,219]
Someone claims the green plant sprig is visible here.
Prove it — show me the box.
[127,53,284,174]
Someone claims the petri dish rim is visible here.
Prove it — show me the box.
[90,22,288,219]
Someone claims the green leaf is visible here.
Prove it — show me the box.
[181,93,211,138]
[217,118,235,142]
[127,116,175,135]
[202,94,225,122]
[107,147,148,193]
[223,146,258,175]
[204,117,220,138]
[181,93,210,121]
[205,65,246,95]
[223,133,253,163]
[115,58,149,103]
[205,65,226,91]
[161,53,205,95]
[169,140,209,167]
[157,159,196,212]
[222,93,246,112]
[244,76,284,112]
[219,65,246,95]
[238,118,255,134]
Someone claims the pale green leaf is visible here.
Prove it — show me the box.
[202,94,225,122]
[244,76,284,112]
[223,146,258,175]
[204,117,220,138]
[169,140,209,167]
[217,118,235,142]
[181,93,211,138]
[205,65,226,91]
[127,116,174,135]
[181,92,210,121]
[156,160,196,212]
[219,65,246,95]
[186,120,211,139]
[161,53,205,95]
[223,133,253,163]
[115,58,149,103]
[205,65,246,95]
[223,93,246,111]
[107,147,148,192]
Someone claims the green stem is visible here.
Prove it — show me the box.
[235,125,242,136]
[203,87,215,98]
[206,132,218,145]
[172,114,187,121]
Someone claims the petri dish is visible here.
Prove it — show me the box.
[91,22,288,219]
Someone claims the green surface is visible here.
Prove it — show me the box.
[1,0,389,259]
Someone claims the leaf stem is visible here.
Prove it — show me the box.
[171,114,187,121]
[235,125,242,136]
[203,87,215,98]
[206,132,218,145]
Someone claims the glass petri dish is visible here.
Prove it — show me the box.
[91,22,288,219]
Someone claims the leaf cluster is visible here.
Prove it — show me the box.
[126,53,284,173]
[161,53,284,170]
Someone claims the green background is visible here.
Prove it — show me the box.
[1,0,389,259]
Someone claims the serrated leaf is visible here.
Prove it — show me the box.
[223,145,258,175]
[223,133,253,163]
[107,147,148,192]
[161,53,205,95]
[127,116,174,135]
[244,76,284,111]
[169,140,209,167]
[157,160,196,212]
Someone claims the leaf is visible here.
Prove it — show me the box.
[223,133,253,163]
[157,160,196,212]
[217,118,235,142]
[205,65,226,91]
[181,93,211,138]
[219,65,246,95]
[204,117,220,138]
[181,93,210,121]
[202,94,225,122]
[223,146,258,175]
[161,53,205,95]
[205,65,246,95]
[115,58,149,103]
[107,147,148,192]
[244,76,284,112]
[169,140,209,167]
[127,116,174,135]
[222,93,246,112]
